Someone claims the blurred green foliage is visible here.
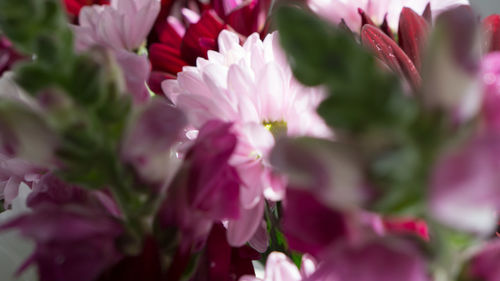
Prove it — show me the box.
[276,6,448,216]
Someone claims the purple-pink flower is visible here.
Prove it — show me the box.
[429,133,500,235]
[0,174,124,281]
[307,238,429,281]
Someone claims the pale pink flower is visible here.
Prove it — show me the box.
[72,0,161,103]
[308,0,469,32]
[240,252,317,281]
[74,0,160,51]
[162,30,330,246]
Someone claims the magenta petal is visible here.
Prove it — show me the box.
[282,189,349,257]
[310,239,429,281]
[469,240,500,281]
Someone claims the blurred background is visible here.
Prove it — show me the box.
[473,0,500,15]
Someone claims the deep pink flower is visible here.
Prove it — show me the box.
[0,174,124,281]
[157,120,241,250]
[382,217,429,241]
[281,189,350,257]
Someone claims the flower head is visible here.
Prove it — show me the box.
[163,30,330,246]
[72,0,161,103]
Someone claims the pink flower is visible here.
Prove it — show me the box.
[163,30,330,246]
[72,0,161,103]
[75,0,160,51]
[240,252,317,281]
[429,133,500,235]
[308,0,469,32]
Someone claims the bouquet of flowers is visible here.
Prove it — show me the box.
[0,0,499,280]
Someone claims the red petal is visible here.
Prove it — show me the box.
[398,7,429,70]
[361,24,422,90]
[226,0,271,36]
[148,71,175,96]
[149,43,188,75]
[483,14,500,53]
[180,10,226,65]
